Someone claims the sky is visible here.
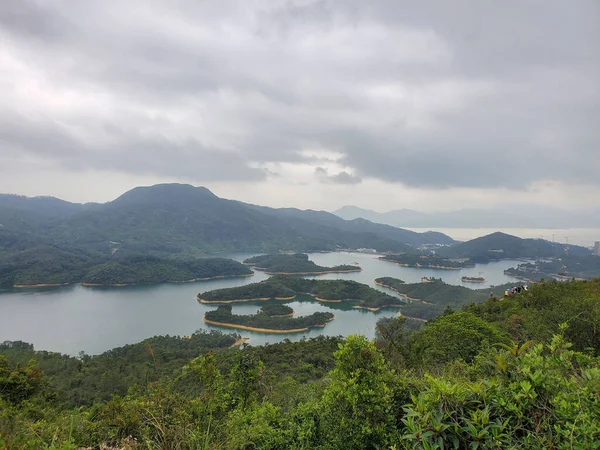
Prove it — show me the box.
[1,0,599,212]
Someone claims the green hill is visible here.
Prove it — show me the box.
[439,231,590,261]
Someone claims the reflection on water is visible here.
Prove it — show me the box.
[0,252,523,355]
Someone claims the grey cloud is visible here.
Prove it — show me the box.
[315,167,362,185]
[0,0,598,190]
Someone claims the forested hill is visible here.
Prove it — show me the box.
[1,184,452,258]
[438,231,590,261]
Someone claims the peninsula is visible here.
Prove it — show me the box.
[81,257,253,287]
[377,277,489,320]
[243,253,361,275]
[203,305,334,333]
[379,254,474,270]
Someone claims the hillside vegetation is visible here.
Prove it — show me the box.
[1,279,599,448]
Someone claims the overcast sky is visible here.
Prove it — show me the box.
[1,0,598,212]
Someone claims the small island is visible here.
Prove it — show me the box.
[203,305,334,333]
[421,277,443,283]
[198,276,404,311]
[197,282,296,304]
[81,256,253,287]
[461,276,487,283]
[243,253,361,275]
[259,304,294,317]
[379,254,474,270]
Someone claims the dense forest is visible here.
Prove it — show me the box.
[0,252,252,287]
[204,305,334,331]
[379,253,474,269]
[243,253,359,274]
[1,279,599,448]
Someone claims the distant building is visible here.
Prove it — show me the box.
[595,241,600,256]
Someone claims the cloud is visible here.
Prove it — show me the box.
[315,167,362,184]
[0,0,598,206]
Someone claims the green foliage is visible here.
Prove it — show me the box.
[205,305,334,331]
[409,312,509,367]
[469,278,600,354]
[402,332,600,449]
[244,253,358,274]
[316,335,397,450]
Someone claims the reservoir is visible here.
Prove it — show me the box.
[0,252,523,355]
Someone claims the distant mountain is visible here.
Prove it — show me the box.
[0,184,453,258]
[437,231,590,260]
[333,205,600,229]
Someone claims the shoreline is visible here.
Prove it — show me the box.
[81,273,254,288]
[13,282,72,288]
[378,257,465,270]
[203,317,309,333]
[196,295,296,304]
[397,312,428,322]
[461,279,487,283]
[352,304,402,312]
[247,265,362,275]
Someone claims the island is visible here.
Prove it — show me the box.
[461,276,487,283]
[377,277,489,320]
[259,304,294,317]
[198,276,405,311]
[197,282,296,304]
[421,277,443,283]
[203,305,334,333]
[243,253,361,275]
[379,254,474,270]
[81,256,253,287]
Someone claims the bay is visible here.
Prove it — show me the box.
[0,252,523,355]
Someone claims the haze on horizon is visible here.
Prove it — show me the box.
[1,0,599,213]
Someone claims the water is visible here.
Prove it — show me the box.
[0,252,523,355]
[406,227,600,248]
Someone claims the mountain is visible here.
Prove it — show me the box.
[333,205,600,229]
[0,184,453,258]
[437,231,590,260]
